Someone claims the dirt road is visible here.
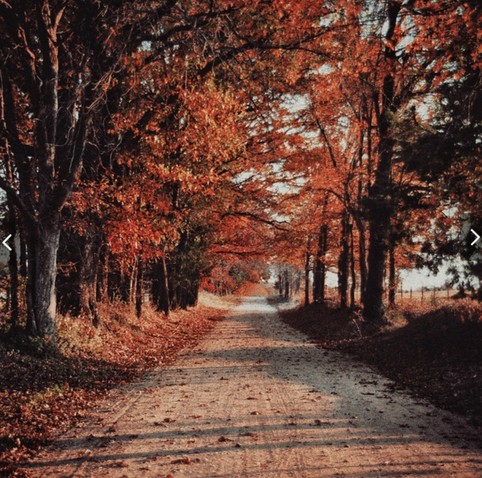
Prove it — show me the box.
[22,297,481,477]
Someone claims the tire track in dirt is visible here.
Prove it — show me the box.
[21,297,481,477]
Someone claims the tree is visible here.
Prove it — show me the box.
[0,2,131,339]
[1,0,333,343]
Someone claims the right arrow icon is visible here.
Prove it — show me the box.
[471,229,481,246]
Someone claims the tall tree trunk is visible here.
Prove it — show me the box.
[130,260,137,305]
[19,227,27,278]
[320,257,326,304]
[156,255,170,316]
[135,258,143,318]
[25,216,61,341]
[362,1,401,327]
[356,217,367,304]
[312,258,320,302]
[278,272,283,297]
[388,238,396,308]
[57,227,100,323]
[313,224,328,304]
[356,178,368,302]
[187,282,199,307]
[97,245,109,302]
[363,184,391,324]
[7,206,19,331]
[77,233,100,320]
[338,211,350,308]
[4,150,19,330]
[283,268,290,300]
[25,233,36,335]
[350,223,356,309]
[304,248,311,306]
[119,269,131,303]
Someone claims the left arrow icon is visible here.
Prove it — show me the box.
[471,229,481,246]
[2,234,12,251]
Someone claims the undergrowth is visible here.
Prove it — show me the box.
[0,292,232,476]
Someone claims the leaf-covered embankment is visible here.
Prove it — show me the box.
[279,299,482,429]
[0,292,235,475]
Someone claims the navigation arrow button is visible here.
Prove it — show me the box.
[470,229,481,246]
[2,234,12,251]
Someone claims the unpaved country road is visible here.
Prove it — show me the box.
[22,297,482,477]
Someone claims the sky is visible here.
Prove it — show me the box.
[323,264,454,291]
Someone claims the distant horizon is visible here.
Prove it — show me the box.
[321,265,459,292]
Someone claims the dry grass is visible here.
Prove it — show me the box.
[0,293,232,475]
[234,281,272,297]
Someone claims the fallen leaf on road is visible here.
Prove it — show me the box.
[171,457,200,465]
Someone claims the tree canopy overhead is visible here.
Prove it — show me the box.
[0,0,480,344]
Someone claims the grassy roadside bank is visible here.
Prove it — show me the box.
[0,293,235,476]
[276,298,482,430]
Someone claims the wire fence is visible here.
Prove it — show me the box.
[395,287,457,304]
[320,286,458,306]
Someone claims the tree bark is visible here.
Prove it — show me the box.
[356,217,367,304]
[388,238,396,308]
[135,258,143,318]
[4,149,19,330]
[7,207,19,331]
[19,227,27,278]
[120,269,131,303]
[363,198,390,323]
[313,224,328,304]
[79,236,100,325]
[97,246,109,302]
[338,211,350,308]
[130,260,137,305]
[278,272,283,297]
[350,222,356,309]
[157,255,171,316]
[283,268,290,300]
[313,258,320,302]
[25,216,61,341]
[356,177,368,303]
[362,1,401,327]
[304,247,311,307]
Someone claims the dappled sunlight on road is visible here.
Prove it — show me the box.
[22,297,482,477]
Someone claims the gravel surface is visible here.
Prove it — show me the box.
[21,297,482,477]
